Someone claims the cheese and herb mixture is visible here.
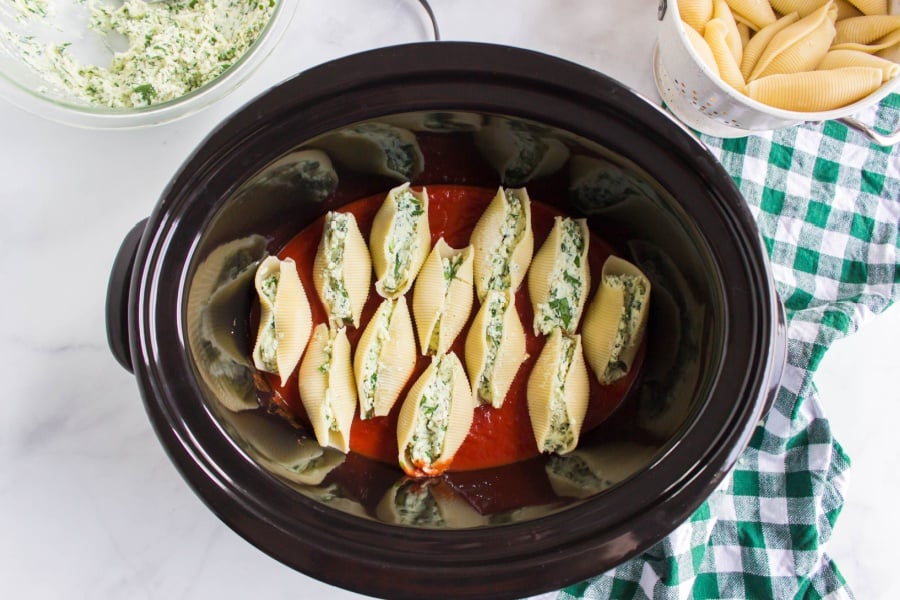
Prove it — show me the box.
[504,124,548,185]
[541,333,577,453]
[394,482,444,527]
[546,454,611,494]
[317,333,342,433]
[535,218,586,335]
[381,188,426,295]
[320,212,353,326]
[602,274,649,384]
[350,123,419,179]
[477,291,509,401]
[406,355,454,467]
[256,273,280,371]
[426,253,466,354]
[3,0,275,108]
[485,189,527,293]
[358,300,396,419]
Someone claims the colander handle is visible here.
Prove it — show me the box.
[838,117,900,147]
[106,218,147,374]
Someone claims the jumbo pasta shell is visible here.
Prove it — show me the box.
[818,49,900,81]
[473,119,570,187]
[582,256,651,385]
[316,122,424,181]
[748,2,837,81]
[370,183,431,299]
[527,329,590,455]
[252,256,313,386]
[375,478,485,527]
[685,24,721,73]
[297,324,357,453]
[725,0,776,30]
[470,187,534,302]
[412,238,475,356]
[528,217,591,336]
[712,0,744,65]
[846,0,888,15]
[832,15,900,52]
[769,0,833,17]
[353,296,417,419]
[740,12,801,81]
[679,0,714,33]
[396,352,475,477]
[464,290,528,408]
[705,18,749,90]
[746,66,883,110]
[312,211,372,328]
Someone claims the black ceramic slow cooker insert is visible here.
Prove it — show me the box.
[106,42,785,599]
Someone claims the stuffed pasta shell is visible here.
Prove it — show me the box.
[312,211,371,328]
[375,478,485,528]
[370,183,431,299]
[528,217,591,336]
[396,352,474,478]
[353,296,417,420]
[252,256,313,386]
[527,328,589,455]
[297,323,357,453]
[469,187,534,302]
[412,239,475,356]
[464,290,527,408]
[316,122,424,181]
[582,256,651,385]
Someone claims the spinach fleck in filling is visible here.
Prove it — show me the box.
[537,219,586,334]
[602,274,648,383]
[258,273,280,370]
[477,291,510,401]
[427,253,466,354]
[321,212,353,325]
[542,334,577,453]
[407,356,455,466]
[358,300,397,419]
[382,189,425,295]
[485,189,526,293]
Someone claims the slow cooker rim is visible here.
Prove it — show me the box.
[127,42,781,598]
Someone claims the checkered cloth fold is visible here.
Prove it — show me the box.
[559,95,900,599]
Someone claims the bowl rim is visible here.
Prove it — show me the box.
[125,41,784,599]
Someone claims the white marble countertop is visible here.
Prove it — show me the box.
[1,1,897,598]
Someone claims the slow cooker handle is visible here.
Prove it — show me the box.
[106,218,147,374]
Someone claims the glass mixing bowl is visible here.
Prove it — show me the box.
[0,0,297,128]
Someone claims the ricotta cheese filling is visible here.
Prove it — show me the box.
[381,188,425,295]
[358,300,396,419]
[406,355,454,466]
[485,189,527,293]
[394,482,444,527]
[535,218,586,335]
[602,274,648,383]
[351,123,418,178]
[257,273,279,371]
[317,331,341,433]
[3,0,276,108]
[320,212,353,326]
[477,291,509,401]
[542,333,577,453]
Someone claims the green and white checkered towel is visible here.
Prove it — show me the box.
[560,95,900,599]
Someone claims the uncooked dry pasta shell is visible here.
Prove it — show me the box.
[712,0,744,64]
[832,14,900,52]
[470,187,534,302]
[685,24,720,72]
[725,0,777,30]
[396,352,474,477]
[769,0,832,17]
[312,211,372,328]
[527,217,591,335]
[526,329,590,455]
[818,49,900,81]
[252,256,313,386]
[297,324,357,453]
[582,256,651,385]
[369,182,431,299]
[679,0,714,33]
[835,0,865,19]
[706,18,748,90]
[748,2,837,81]
[740,12,801,81]
[746,66,883,110]
[353,296,417,419]
[412,239,475,355]
[464,290,528,408]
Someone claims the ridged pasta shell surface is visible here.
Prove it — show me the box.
[412,238,475,356]
[746,66,883,110]
[582,256,651,385]
[706,18,749,90]
[470,187,535,302]
[464,290,528,408]
[748,1,837,81]
[353,296,417,419]
[297,323,357,453]
[725,0,777,30]
[740,12,801,80]
[527,328,590,455]
[370,183,431,299]
[312,211,372,328]
[396,352,475,477]
[712,0,744,64]
[818,49,900,81]
[679,0,714,33]
[832,15,900,52]
[528,217,591,336]
[252,256,313,387]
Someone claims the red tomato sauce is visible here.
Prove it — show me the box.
[268,184,642,472]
